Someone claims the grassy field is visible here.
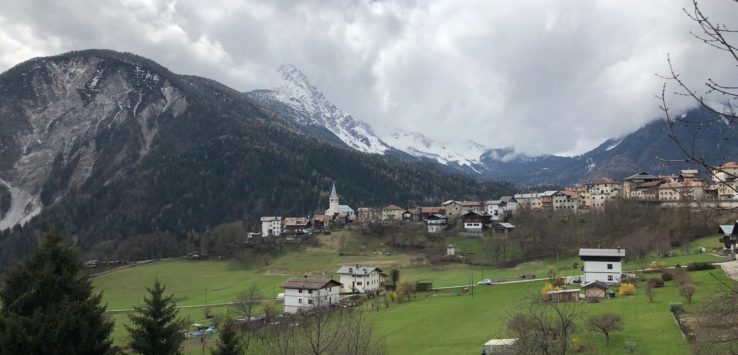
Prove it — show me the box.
[93,231,733,352]
[369,269,734,355]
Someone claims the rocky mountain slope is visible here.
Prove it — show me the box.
[0,50,514,268]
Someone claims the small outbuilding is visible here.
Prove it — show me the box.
[582,280,609,299]
[546,289,580,302]
[482,338,517,354]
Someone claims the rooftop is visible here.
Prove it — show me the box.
[336,265,382,276]
[579,248,626,258]
[283,278,342,290]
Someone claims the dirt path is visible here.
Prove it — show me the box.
[720,260,738,282]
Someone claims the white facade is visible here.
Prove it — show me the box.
[260,216,282,237]
[464,222,483,232]
[337,265,385,293]
[485,200,503,221]
[283,278,341,314]
[426,214,448,233]
[579,248,625,284]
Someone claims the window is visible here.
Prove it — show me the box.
[308,289,313,294]
[357,282,362,285]
[607,275,614,281]
[298,299,302,303]
[308,299,313,305]
[299,289,302,293]
[607,264,613,270]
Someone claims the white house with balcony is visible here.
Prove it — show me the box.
[282,277,342,314]
[336,265,386,293]
[579,248,625,284]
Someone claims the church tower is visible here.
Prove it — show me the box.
[327,183,339,215]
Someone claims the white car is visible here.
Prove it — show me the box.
[477,279,493,285]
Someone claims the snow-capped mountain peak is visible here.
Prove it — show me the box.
[249,65,390,154]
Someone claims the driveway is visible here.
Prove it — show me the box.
[721,260,738,282]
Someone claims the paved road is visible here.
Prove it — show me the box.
[720,260,738,282]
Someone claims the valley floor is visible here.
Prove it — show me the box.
[93,231,732,354]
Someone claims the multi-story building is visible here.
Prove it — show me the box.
[260,216,282,237]
[282,277,342,313]
[336,265,386,293]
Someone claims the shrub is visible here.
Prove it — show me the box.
[541,283,561,296]
[670,302,685,313]
[651,262,667,270]
[571,336,585,352]
[672,268,692,286]
[647,277,664,288]
[587,297,601,304]
[686,262,715,271]
[618,283,636,296]
[661,271,673,282]
[675,263,681,268]
[552,277,566,287]
[679,284,696,304]
[624,341,637,354]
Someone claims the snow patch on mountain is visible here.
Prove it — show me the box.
[605,139,622,151]
[382,130,487,169]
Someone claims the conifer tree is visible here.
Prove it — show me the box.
[210,317,245,355]
[127,279,186,355]
[0,233,114,354]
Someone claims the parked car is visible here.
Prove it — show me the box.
[477,279,493,285]
[519,274,536,279]
[571,276,582,284]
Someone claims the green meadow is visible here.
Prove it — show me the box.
[93,231,733,353]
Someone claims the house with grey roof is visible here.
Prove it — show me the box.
[336,265,387,293]
[282,276,342,314]
[579,248,625,284]
[719,220,738,251]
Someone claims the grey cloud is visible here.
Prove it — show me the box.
[1,0,736,156]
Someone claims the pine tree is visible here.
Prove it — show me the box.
[210,317,245,355]
[126,279,186,355]
[0,233,114,354]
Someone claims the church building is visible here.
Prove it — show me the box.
[325,183,355,217]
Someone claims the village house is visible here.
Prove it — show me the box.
[585,178,621,209]
[658,181,705,203]
[402,209,418,222]
[336,265,386,293]
[260,216,282,237]
[514,191,557,210]
[579,248,625,284]
[381,204,405,222]
[462,211,491,233]
[442,200,463,218]
[678,169,700,181]
[312,214,333,231]
[499,196,518,214]
[356,207,381,223]
[552,190,581,211]
[282,277,342,314]
[582,280,609,299]
[426,214,448,233]
[283,217,313,235]
[622,172,661,198]
[492,223,515,237]
[719,220,738,251]
[418,207,445,221]
[712,162,738,183]
[461,200,484,213]
[484,200,504,221]
[629,180,661,200]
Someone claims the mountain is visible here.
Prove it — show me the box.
[247,65,738,186]
[0,50,514,268]
[478,109,738,185]
[246,64,391,155]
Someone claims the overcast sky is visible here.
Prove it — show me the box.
[1,0,736,156]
